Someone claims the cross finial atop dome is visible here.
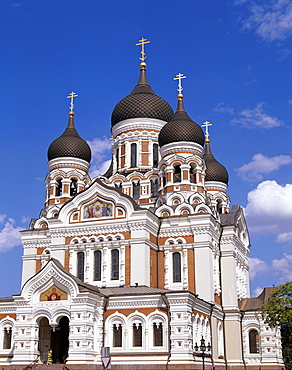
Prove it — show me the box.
[136,37,150,69]
[67,91,78,115]
[174,73,186,100]
[202,120,212,142]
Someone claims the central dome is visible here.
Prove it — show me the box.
[111,66,174,127]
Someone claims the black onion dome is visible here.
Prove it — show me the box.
[158,98,205,147]
[111,66,174,126]
[48,113,91,163]
[204,141,228,184]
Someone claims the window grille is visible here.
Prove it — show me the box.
[113,324,122,347]
[249,329,259,353]
[151,179,158,197]
[131,143,137,167]
[173,252,181,283]
[77,251,85,282]
[153,144,159,167]
[3,327,12,349]
[111,249,119,280]
[133,323,142,347]
[153,322,163,346]
[133,182,140,199]
[94,250,102,281]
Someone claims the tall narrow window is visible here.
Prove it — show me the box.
[116,148,119,170]
[131,143,137,167]
[153,144,159,167]
[115,182,122,193]
[174,165,181,183]
[70,178,78,196]
[151,179,158,197]
[111,249,119,280]
[133,323,142,347]
[173,252,181,283]
[133,181,140,199]
[189,166,196,183]
[249,330,259,353]
[94,250,102,281]
[77,252,85,282]
[3,327,12,349]
[153,322,163,346]
[113,324,122,347]
[56,179,62,196]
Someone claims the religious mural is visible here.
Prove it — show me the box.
[40,285,68,301]
[83,199,113,219]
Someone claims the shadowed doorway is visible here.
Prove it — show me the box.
[38,316,69,364]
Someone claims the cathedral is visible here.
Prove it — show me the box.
[0,40,284,369]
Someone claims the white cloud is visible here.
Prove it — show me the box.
[231,102,284,128]
[21,216,30,225]
[213,102,234,115]
[289,99,292,104]
[87,137,112,178]
[236,153,292,181]
[252,286,264,297]
[271,253,292,282]
[249,257,270,280]
[239,0,292,42]
[249,253,292,287]
[244,181,292,245]
[0,214,7,223]
[0,218,23,252]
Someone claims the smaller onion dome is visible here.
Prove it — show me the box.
[204,141,228,184]
[158,95,205,147]
[111,63,174,127]
[47,112,91,163]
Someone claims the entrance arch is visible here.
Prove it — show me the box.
[38,316,69,364]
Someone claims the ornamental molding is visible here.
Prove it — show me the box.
[160,142,203,158]
[108,300,160,309]
[50,224,130,238]
[112,118,165,137]
[48,158,89,173]
[22,240,51,249]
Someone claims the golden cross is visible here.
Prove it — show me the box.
[174,73,186,94]
[67,92,78,112]
[136,38,150,62]
[202,121,212,141]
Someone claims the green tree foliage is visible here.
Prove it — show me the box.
[261,282,292,369]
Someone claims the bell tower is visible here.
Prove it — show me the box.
[44,92,92,216]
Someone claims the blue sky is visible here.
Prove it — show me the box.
[0,0,291,298]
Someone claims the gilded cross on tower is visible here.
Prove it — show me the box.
[67,92,78,113]
[136,38,150,62]
[202,121,212,142]
[174,73,186,99]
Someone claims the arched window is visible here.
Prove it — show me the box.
[114,182,122,193]
[153,144,159,167]
[77,252,85,282]
[70,178,78,196]
[131,143,137,167]
[173,252,181,283]
[189,165,196,183]
[94,250,102,281]
[116,148,119,170]
[56,179,62,196]
[216,199,223,214]
[151,179,158,197]
[153,322,163,346]
[111,249,119,280]
[174,165,181,183]
[3,327,12,349]
[249,329,259,353]
[133,323,142,347]
[113,323,122,347]
[133,181,140,199]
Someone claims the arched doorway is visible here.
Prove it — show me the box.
[38,316,69,364]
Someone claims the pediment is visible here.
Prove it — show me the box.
[58,179,140,225]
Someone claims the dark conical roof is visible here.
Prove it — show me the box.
[204,141,228,184]
[158,98,205,147]
[47,112,92,163]
[111,65,174,127]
